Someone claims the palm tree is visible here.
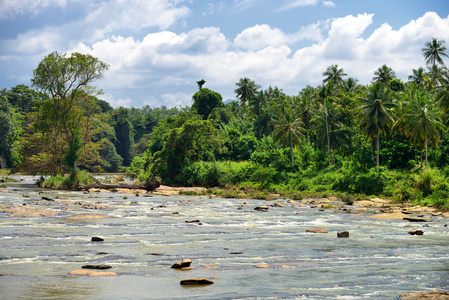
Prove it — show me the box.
[408,67,426,85]
[359,82,396,173]
[196,79,206,90]
[341,77,360,93]
[424,64,445,92]
[313,98,341,166]
[295,86,316,142]
[373,64,396,85]
[271,98,304,166]
[322,64,347,87]
[422,37,449,68]
[402,90,445,169]
[435,68,449,113]
[234,77,261,106]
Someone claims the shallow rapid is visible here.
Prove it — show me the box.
[0,175,448,299]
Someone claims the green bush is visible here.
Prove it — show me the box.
[353,171,384,195]
[416,170,433,197]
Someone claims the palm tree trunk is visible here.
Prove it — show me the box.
[376,128,380,173]
[324,98,331,167]
[425,133,428,169]
[290,139,295,166]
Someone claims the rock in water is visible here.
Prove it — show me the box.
[41,196,55,201]
[91,237,104,242]
[403,217,432,222]
[180,278,214,285]
[400,290,449,299]
[69,270,116,276]
[254,206,269,212]
[171,259,192,269]
[337,231,349,238]
[185,219,200,223]
[82,264,112,269]
[305,228,327,233]
[408,229,424,235]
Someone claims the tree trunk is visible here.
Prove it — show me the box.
[75,174,161,192]
[290,139,295,166]
[324,98,331,167]
[425,133,428,169]
[376,128,380,173]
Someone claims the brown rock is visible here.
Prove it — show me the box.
[185,219,200,223]
[400,290,449,299]
[180,278,214,285]
[69,270,117,276]
[254,206,269,211]
[255,264,269,268]
[67,215,112,219]
[337,231,349,238]
[274,202,287,208]
[281,265,296,268]
[403,217,432,222]
[82,264,112,269]
[305,228,327,233]
[171,259,192,269]
[201,264,219,269]
[408,229,424,236]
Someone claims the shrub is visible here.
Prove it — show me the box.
[353,171,384,195]
[416,170,433,197]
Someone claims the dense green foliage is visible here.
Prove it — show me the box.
[2,40,449,211]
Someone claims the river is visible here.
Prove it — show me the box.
[0,175,448,299]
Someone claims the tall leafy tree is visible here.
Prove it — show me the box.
[0,96,15,168]
[113,107,134,166]
[424,64,445,91]
[322,64,347,87]
[408,67,426,85]
[359,82,396,172]
[422,37,449,68]
[373,64,396,85]
[271,97,304,166]
[401,90,445,168]
[192,88,224,119]
[234,77,260,106]
[29,51,108,180]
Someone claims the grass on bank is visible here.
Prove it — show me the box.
[21,159,449,211]
[172,160,449,211]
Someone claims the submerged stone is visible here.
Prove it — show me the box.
[306,228,327,233]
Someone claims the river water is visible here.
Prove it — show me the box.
[0,176,448,299]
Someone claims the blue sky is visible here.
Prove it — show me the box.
[1,0,449,108]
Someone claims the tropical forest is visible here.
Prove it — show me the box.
[1,37,449,211]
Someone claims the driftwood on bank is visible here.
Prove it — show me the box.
[74,174,161,192]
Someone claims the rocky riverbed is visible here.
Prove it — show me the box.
[0,176,448,299]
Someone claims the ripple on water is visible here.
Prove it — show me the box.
[0,188,448,299]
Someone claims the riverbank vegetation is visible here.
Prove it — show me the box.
[1,38,449,210]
